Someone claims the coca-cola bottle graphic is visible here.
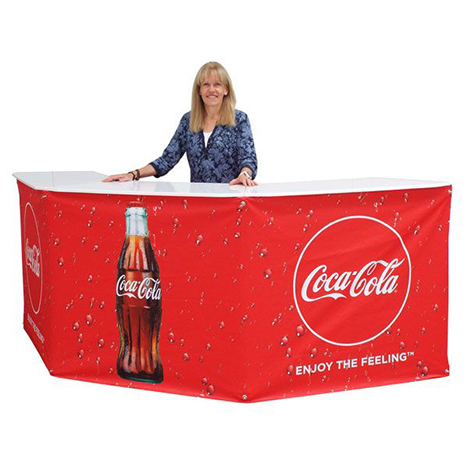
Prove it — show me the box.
[116,202,163,383]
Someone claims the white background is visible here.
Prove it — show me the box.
[1,1,467,466]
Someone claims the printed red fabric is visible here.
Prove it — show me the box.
[17,181,451,402]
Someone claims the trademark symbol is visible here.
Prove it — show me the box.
[407,352,414,357]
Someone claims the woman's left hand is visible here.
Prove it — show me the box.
[229,173,258,187]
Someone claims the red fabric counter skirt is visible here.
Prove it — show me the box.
[16,173,452,403]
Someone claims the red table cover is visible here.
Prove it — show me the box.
[17,181,451,402]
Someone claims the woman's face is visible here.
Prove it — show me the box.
[199,73,228,111]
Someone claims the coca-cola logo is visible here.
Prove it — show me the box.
[116,275,162,301]
[25,239,41,277]
[301,258,405,302]
[293,216,411,346]
[24,202,43,314]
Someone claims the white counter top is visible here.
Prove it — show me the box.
[13,171,451,198]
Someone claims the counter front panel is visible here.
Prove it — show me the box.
[16,173,451,402]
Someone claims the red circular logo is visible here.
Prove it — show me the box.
[293,216,411,346]
[24,203,43,314]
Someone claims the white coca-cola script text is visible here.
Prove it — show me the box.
[25,239,40,278]
[116,275,162,300]
[301,258,404,302]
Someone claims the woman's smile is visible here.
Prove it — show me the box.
[200,73,227,108]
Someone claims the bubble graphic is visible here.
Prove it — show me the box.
[259,248,268,257]
[238,201,246,212]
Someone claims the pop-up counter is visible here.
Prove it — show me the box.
[14,172,451,402]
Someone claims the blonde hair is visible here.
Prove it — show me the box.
[190,62,237,133]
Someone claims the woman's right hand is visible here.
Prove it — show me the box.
[102,173,134,182]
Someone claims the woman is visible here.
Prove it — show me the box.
[103,62,258,186]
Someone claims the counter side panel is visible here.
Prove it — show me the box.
[17,181,55,371]
[240,186,451,402]
[40,191,248,401]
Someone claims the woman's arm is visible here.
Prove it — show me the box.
[102,164,156,182]
[229,112,258,186]
[103,114,188,182]
[149,114,188,178]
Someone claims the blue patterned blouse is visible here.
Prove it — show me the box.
[149,109,258,183]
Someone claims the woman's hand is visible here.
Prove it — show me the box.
[103,165,156,182]
[102,173,134,182]
[229,172,258,187]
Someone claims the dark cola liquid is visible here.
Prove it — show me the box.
[116,207,163,384]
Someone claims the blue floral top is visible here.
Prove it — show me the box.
[149,109,258,183]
